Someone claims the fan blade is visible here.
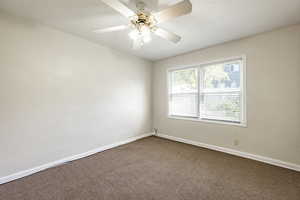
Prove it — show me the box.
[153,27,181,43]
[101,0,136,18]
[153,0,192,24]
[93,25,128,33]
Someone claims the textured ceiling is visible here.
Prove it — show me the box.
[1,0,300,60]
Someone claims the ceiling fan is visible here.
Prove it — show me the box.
[94,0,192,49]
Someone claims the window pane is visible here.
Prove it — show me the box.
[171,68,197,93]
[170,93,198,117]
[200,93,240,122]
[202,62,240,89]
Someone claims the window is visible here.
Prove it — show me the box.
[168,57,246,126]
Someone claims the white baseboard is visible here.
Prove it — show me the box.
[157,133,300,172]
[0,133,154,185]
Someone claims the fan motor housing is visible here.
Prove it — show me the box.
[133,12,155,27]
[137,13,148,24]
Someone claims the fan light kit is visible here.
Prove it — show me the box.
[94,0,192,49]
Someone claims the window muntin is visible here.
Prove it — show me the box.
[168,58,245,125]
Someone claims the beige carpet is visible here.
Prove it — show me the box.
[1,136,299,200]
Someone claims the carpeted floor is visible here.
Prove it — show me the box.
[1,136,300,200]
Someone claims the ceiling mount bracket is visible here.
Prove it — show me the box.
[136,1,146,11]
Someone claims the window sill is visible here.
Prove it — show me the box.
[168,116,247,127]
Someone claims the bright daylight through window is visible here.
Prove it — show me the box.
[168,57,246,126]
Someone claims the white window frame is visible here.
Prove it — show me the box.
[167,56,247,127]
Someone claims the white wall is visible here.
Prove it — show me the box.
[0,13,152,177]
[1,11,299,179]
[153,24,300,165]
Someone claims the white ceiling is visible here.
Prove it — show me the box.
[1,0,300,61]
